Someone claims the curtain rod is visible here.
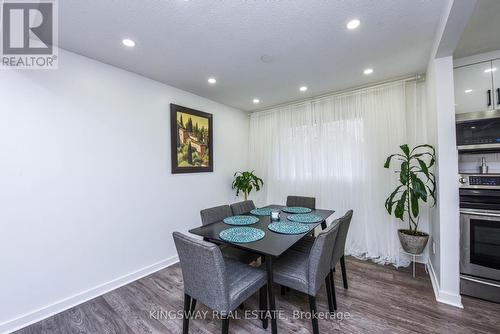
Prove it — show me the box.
[250,73,425,114]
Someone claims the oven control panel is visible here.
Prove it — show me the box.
[460,174,500,188]
[470,176,500,186]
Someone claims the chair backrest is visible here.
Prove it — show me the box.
[331,210,353,267]
[200,205,233,226]
[307,220,340,295]
[173,232,229,312]
[230,200,256,215]
[286,196,316,210]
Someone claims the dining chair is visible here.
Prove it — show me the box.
[271,222,340,334]
[200,204,233,226]
[280,195,317,295]
[230,200,256,215]
[200,205,259,263]
[290,210,353,310]
[330,209,353,291]
[286,195,316,209]
[173,232,268,334]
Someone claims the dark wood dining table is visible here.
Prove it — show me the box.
[189,204,335,334]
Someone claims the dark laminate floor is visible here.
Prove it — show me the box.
[16,257,500,334]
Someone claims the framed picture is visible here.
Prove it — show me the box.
[170,104,213,174]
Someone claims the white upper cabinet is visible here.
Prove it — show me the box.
[493,59,500,108]
[454,61,494,114]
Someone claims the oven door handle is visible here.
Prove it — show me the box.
[460,208,500,217]
[461,275,500,288]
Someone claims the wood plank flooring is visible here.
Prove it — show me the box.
[15,257,500,334]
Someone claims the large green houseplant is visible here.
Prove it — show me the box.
[384,144,436,254]
[232,171,263,201]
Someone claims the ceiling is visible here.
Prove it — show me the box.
[59,0,446,111]
[454,0,500,59]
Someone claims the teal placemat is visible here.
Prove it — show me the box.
[219,227,265,243]
[268,222,310,235]
[223,215,259,225]
[250,208,274,216]
[287,214,323,224]
[282,206,312,214]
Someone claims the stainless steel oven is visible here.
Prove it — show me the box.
[459,174,500,302]
[456,110,500,151]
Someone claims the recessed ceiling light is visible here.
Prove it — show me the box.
[300,86,308,92]
[253,98,260,104]
[364,68,373,75]
[346,19,361,30]
[122,38,135,47]
[260,54,275,63]
[208,78,217,84]
[485,68,497,73]
[464,89,473,93]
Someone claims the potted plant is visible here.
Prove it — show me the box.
[232,171,264,201]
[384,144,436,255]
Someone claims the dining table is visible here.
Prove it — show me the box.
[189,204,335,334]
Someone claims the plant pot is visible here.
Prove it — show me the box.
[398,229,429,255]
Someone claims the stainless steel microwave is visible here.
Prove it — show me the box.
[456,110,500,151]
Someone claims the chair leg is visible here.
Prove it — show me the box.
[340,255,348,289]
[308,295,319,334]
[183,294,191,334]
[221,318,229,334]
[190,299,197,314]
[259,285,268,329]
[325,274,334,313]
[330,269,337,311]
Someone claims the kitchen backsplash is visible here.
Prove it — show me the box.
[459,152,500,174]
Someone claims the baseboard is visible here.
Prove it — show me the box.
[427,260,440,300]
[426,261,463,308]
[0,255,179,334]
[437,289,463,308]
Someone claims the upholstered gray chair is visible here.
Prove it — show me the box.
[286,195,316,209]
[200,204,233,226]
[271,222,340,334]
[329,210,353,298]
[200,205,260,264]
[173,232,268,334]
[290,210,353,311]
[280,196,317,295]
[230,200,256,215]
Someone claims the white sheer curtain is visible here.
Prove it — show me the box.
[249,80,427,266]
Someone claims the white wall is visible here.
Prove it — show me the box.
[421,0,477,308]
[0,49,249,333]
[425,59,441,284]
[425,56,462,308]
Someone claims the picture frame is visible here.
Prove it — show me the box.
[170,104,213,174]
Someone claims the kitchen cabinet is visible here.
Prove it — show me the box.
[493,59,500,108]
[454,61,495,114]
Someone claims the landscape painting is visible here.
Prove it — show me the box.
[170,104,213,173]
